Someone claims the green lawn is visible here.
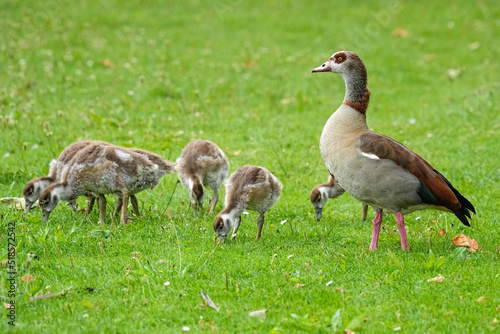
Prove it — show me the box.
[1,0,499,332]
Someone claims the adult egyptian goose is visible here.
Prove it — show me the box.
[310,174,369,221]
[213,166,282,242]
[176,140,229,214]
[23,140,108,212]
[39,143,173,223]
[312,51,475,250]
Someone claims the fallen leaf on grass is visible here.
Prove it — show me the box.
[233,150,241,156]
[249,309,266,319]
[439,228,446,236]
[446,68,463,80]
[21,274,35,283]
[0,197,33,210]
[29,294,59,301]
[477,296,487,302]
[468,42,480,50]
[344,329,355,334]
[452,234,479,252]
[392,28,410,38]
[101,59,113,67]
[427,274,445,283]
[3,303,13,309]
[295,283,305,288]
[200,290,219,311]
[395,311,401,321]
[280,98,295,105]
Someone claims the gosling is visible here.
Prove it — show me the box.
[176,140,229,214]
[213,166,282,242]
[310,175,370,221]
[39,143,174,223]
[23,140,110,212]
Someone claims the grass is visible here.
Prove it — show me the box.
[1,0,499,332]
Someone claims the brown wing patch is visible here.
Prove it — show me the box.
[357,132,461,211]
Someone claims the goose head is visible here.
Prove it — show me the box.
[312,51,366,78]
[38,184,62,221]
[23,178,52,213]
[310,188,327,221]
[191,181,204,209]
[213,214,232,243]
[23,182,38,213]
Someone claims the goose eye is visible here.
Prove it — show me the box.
[337,56,343,62]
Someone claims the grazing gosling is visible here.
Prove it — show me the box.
[39,143,174,223]
[176,140,229,214]
[23,140,109,212]
[118,148,176,216]
[310,175,369,221]
[213,166,282,242]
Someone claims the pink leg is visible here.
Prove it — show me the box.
[369,210,383,251]
[395,212,410,250]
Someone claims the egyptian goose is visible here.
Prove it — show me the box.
[39,143,174,223]
[312,51,475,250]
[23,140,108,213]
[176,140,229,214]
[118,148,176,216]
[213,166,282,242]
[310,174,369,221]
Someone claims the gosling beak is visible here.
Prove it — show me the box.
[42,210,51,222]
[312,60,332,73]
[24,200,33,213]
[315,207,323,221]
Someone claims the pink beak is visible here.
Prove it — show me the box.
[312,60,332,73]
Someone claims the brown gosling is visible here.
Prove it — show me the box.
[176,140,229,214]
[39,143,174,223]
[213,166,282,242]
[23,140,110,213]
[310,174,369,221]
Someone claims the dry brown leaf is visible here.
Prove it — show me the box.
[363,318,371,322]
[3,303,13,309]
[102,59,113,67]
[344,329,355,334]
[295,283,305,288]
[427,274,445,283]
[439,228,446,236]
[477,296,487,302]
[29,294,58,301]
[452,234,479,252]
[233,150,241,156]
[392,28,410,38]
[21,273,35,283]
